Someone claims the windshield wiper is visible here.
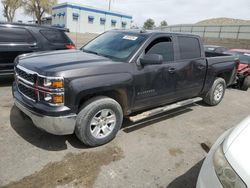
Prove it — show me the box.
[82,49,113,59]
[82,49,99,55]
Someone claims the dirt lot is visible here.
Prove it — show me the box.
[0,77,249,188]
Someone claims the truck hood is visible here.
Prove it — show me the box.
[223,116,250,186]
[17,49,122,76]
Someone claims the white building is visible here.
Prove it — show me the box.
[52,2,133,33]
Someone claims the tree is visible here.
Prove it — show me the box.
[160,20,168,27]
[143,18,155,30]
[2,0,23,22]
[23,0,57,25]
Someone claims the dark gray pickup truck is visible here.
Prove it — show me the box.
[12,30,237,146]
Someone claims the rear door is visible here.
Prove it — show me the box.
[174,36,207,98]
[0,26,37,75]
[39,29,75,50]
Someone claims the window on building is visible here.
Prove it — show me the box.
[72,13,79,21]
[88,16,94,24]
[122,21,127,29]
[145,37,174,62]
[100,17,106,25]
[111,19,117,27]
[177,36,201,59]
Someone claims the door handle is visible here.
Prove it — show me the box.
[29,45,38,49]
[168,68,176,73]
[197,65,205,70]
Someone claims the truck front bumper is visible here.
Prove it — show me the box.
[14,99,77,135]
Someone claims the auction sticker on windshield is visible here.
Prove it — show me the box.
[123,35,138,41]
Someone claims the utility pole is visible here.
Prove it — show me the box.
[108,0,111,10]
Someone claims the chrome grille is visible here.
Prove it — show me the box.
[17,82,37,101]
[15,65,38,102]
[16,67,36,83]
[15,65,64,106]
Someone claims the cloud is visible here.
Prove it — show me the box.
[1,0,250,26]
[59,0,250,26]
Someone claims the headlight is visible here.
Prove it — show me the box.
[44,78,64,89]
[213,145,246,188]
[44,93,64,104]
[40,77,64,106]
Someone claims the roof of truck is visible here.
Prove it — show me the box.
[111,29,200,38]
[204,45,223,48]
[229,49,250,53]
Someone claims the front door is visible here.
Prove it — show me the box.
[132,36,178,111]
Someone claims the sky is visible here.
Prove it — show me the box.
[0,0,250,26]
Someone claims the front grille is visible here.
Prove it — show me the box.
[15,65,64,105]
[16,67,36,83]
[15,66,37,102]
[18,83,37,101]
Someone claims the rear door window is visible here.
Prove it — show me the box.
[40,30,71,43]
[178,36,201,59]
[0,27,35,43]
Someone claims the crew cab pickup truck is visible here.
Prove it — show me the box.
[12,30,237,146]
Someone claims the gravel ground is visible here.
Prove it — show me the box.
[0,78,249,188]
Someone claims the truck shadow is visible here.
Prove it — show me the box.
[0,77,14,87]
[10,105,87,151]
[122,107,194,133]
[166,159,204,188]
[10,103,198,151]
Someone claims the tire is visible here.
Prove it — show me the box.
[75,96,123,147]
[203,78,226,106]
[240,76,250,91]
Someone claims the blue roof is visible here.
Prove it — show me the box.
[53,3,133,19]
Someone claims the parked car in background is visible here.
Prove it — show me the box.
[224,49,250,91]
[0,23,75,77]
[13,30,237,146]
[197,115,250,188]
[204,45,227,54]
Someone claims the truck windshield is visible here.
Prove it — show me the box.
[82,32,146,60]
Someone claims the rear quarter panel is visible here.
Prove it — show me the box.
[202,56,237,94]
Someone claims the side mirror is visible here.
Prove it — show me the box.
[140,54,163,66]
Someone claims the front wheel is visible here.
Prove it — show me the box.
[203,78,226,106]
[75,96,123,147]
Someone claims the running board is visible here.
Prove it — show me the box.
[128,97,203,123]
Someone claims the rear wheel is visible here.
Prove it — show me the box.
[240,76,250,91]
[75,96,123,147]
[203,78,226,106]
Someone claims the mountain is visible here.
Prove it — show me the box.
[196,17,250,25]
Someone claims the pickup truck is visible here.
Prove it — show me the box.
[12,30,237,146]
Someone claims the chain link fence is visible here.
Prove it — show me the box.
[157,25,250,40]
